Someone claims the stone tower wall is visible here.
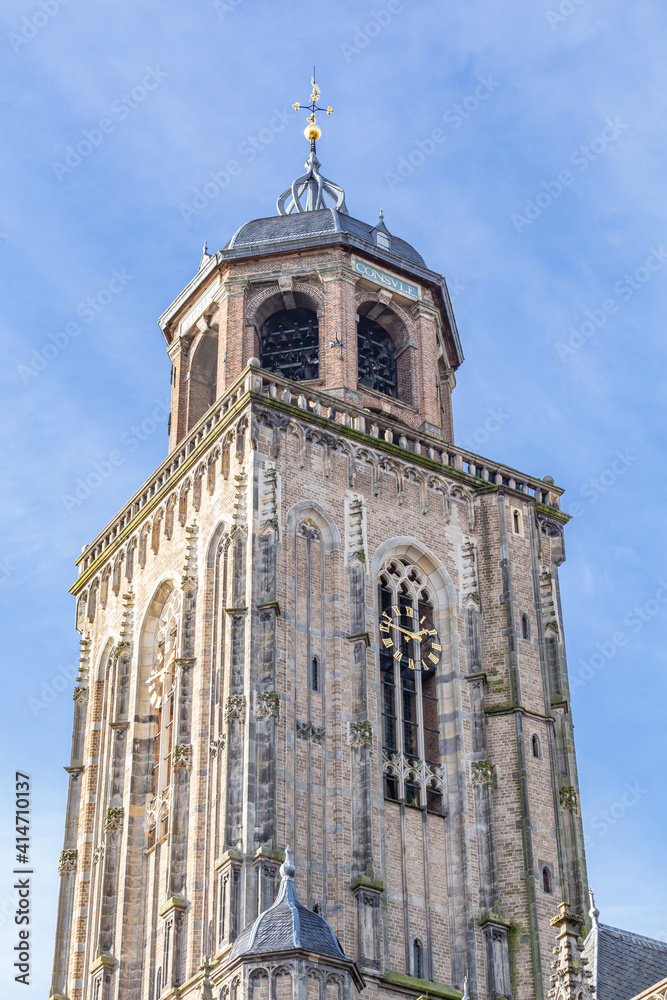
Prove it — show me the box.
[52,359,587,1000]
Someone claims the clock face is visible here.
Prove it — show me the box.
[379,604,442,672]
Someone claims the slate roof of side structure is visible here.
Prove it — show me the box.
[225,208,426,267]
[230,850,349,963]
[583,921,667,1000]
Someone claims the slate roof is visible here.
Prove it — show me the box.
[225,208,426,267]
[583,921,667,1000]
[229,850,346,962]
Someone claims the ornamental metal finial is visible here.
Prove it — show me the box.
[277,69,348,215]
[588,886,600,928]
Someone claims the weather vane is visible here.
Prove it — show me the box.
[292,67,334,148]
[277,69,347,215]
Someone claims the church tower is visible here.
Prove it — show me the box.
[51,83,588,1000]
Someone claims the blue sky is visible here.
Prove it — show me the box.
[1,0,666,994]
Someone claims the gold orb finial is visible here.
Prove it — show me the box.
[304,114,321,142]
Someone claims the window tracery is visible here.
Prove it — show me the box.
[379,559,444,812]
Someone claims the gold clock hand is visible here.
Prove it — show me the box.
[394,624,422,640]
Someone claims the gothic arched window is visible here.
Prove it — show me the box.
[542,866,552,894]
[187,329,218,431]
[357,315,397,398]
[413,938,424,980]
[260,308,319,382]
[147,589,181,840]
[379,560,444,810]
[531,733,542,759]
[521,613,530,640]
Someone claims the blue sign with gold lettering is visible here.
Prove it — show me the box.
[352,258,420,300]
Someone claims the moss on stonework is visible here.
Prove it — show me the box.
[535,501,570,523]
[350,873,384,892]
[478,905,511,928]
[484,703,519,716]
[382,970,462,999]
[506,920,521,997]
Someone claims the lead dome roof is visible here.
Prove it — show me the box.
[225,208,426,268]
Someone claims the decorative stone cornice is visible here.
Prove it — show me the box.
[297,720,325,744]
[255,690,279,721]
[172,743,193,770]
[559,785,578,811]
[471,759,495,786]
[104,806,123,832]
[159,894,188,918]
[89,952,116,974]
[58,849,78,874]
[348,720,373,750]
[225,694,246,723]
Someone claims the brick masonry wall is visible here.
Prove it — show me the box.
[55,390,587,1000]
[165,247,454,452]
[53,233,585,1000]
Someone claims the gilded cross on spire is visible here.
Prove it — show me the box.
[292,68,334,150]
[277,70,347,215]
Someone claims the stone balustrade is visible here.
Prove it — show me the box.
[76,360,563,575]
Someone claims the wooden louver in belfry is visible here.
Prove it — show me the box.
[260,308,319,382]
